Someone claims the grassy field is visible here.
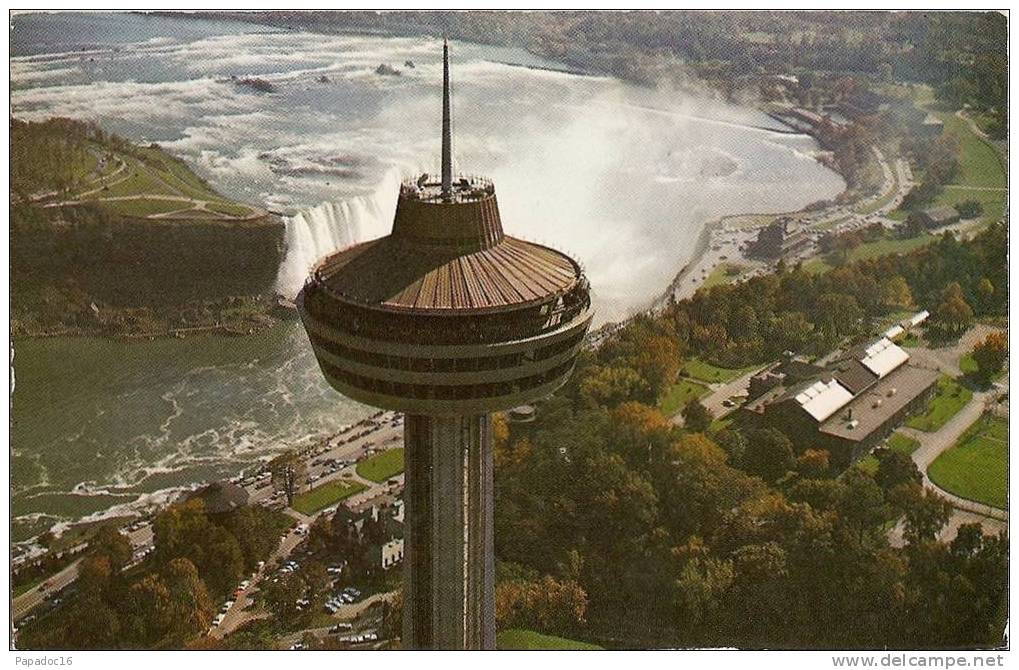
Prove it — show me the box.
[102,197,194,217]
[906,376,973,432]
[355,448,405,483]
[73,146,255,220]
[858,432,922,475]
[928,414,1007,509]
[701,263,745,289]
[889,106,1006,225]
[803,234,937,274]
[292,479,367,516]
[682,357,759,384]
[497,629,603,650]
[659,379,710,415]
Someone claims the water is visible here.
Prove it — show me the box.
[10,11,845,536]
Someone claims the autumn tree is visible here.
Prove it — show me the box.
[682,399,713,433]
[932,282,973,336]
[741,428,795,483]
[970,331,1007,382]
[880,275,914,311]
[163,558,214,644]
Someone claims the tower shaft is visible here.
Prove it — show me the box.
[402,414,495,650]
[441,38,453,201]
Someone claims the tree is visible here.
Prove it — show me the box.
[933,282,973,336]
[269,450,306,507]
[682,399,713,433]
[875,450,921,493]
[976,277,996,314]
[261,571,305,624]
[970,331,1007,382]
[956,200,983,219]
[898,484,952,546]
[742,428,795,483]
[814,293,863,341]
[580,365,651,407]
[163,558,214,644]
[91,525,133,572]
[796,449,830,479]
[495,575,588,633]
[125,573,172,645]
[880,276,913,311]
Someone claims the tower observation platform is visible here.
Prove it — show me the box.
[297,39,593,649]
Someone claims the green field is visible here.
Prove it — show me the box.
[928,415,1007,508]
[659,379,710,416]
[906,376,973,432]
[701,263,745,290]
[682,357,759,384]
[889,106,1006,225]
[102,197,194,218]
[355,448,405,483]
[803,234,937,274]
[292,479,367,516]
[497,629,603,650]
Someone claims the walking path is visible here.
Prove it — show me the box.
[905,387,1007,521]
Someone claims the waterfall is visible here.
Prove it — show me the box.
[274,166,410,298]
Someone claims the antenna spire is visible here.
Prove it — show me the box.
[441,37,453,201]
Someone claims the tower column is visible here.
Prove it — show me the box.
[402,413,495,650]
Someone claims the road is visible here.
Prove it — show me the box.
[208,412,404,639]
[14,411,404,624]
[13,525,153,622]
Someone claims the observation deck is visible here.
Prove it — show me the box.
[298,173,593,415]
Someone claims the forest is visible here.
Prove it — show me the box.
[492,224,1007,648]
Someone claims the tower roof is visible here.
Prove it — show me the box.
[306,40,584,315]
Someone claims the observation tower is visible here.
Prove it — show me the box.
[297,40,593,650]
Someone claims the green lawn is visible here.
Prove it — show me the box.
[899,332,922,348]
[292,479,367,516]
[888,106,1007,225]
[906,376,973,432]
[959,354,978,376]
[682,357,759,384]
[928,415,1007,509]
[102,197,193,218]
[803,235,936,274]
[658,379,710,416]
[355,448,405,483]
[497,629,603,650]
[858,432,921,474]
[207,201,254,217]
[701,263,745,289]
[936,111,1006,189]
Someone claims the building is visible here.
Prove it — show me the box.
[382,538,405,570]
[297,40,593,650]
[919,206,960,229]
[184,481,250,515]
[748,218,811,260]
[920,113,945,137]
[740,337,939,467]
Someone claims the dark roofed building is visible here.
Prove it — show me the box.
[185,481,250,514]
[919,206,960,229]
[747,218,811,260]
[831,359,879,395]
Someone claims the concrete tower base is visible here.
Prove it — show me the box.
[402,414,495,650]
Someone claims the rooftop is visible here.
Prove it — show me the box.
[819,364,940,441]
[313,233,581,312]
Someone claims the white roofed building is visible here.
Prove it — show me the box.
[739,336,940,468]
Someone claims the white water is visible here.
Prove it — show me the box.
[10,13,848,534]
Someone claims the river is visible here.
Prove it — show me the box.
[10,11,845,540]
